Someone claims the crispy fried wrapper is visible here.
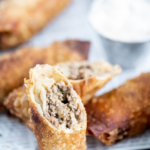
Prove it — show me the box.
[56,61,122,104]
[24,64,87,150]
[0,0,70,49]
[0,40,90,107]
[86,73,150,145]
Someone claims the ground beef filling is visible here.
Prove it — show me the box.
[69,64,96,80]
[44,81,82,129]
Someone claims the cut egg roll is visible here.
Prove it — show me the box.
[0,0,70,49]
[86,73,150,145]
[24,64,87,150]
[0,40,90,108]
[56,61,122,104]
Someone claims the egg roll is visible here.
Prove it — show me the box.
[24,64,87,150]
[0,40,90,107]
[0,0,70,49]
[56,61,121,104]
[86,73,150,145]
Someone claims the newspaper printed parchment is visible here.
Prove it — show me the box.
[1,0,150,149]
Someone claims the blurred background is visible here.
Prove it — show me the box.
[11,0,107,62]
[16,0,150,73]
[2,0,150,72]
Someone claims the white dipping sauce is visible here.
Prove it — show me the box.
[89,0,150,42]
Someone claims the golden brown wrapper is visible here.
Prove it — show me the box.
[0,40,90,107]
[25,64,87,150]
[86,73,150,145]
[0,0,70,49]
[56,61,122,104]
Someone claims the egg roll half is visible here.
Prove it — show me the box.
[24,64,87,150]
[0,40,90,108]
[56,61,121,104]
[86,73,150,145]
[0,0,70,49]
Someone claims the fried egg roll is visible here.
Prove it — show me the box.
[24,64,87,150]
[0,0,70,49]
[56,61,121,104]
[0,40,90,107]
[86,73,150,145]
